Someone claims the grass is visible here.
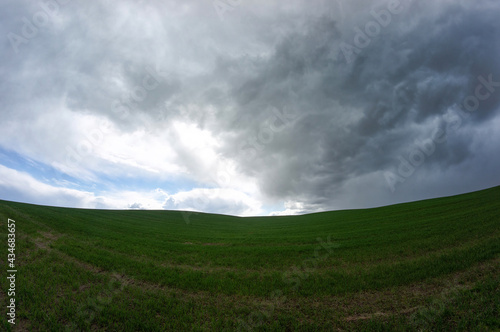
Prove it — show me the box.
[0,185,498,331]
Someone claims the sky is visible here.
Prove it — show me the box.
[1,0,499,216]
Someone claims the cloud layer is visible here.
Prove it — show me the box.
[1,0,499,215]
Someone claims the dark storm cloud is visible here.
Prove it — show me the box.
[209,0,500,211]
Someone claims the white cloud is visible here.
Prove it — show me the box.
[0,164,172,210]
[269,200,323,216]
[0,164,105,208]
[162,187,263,216]
[0,164,264,216]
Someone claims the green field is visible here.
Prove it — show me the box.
[1,186,499,331]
